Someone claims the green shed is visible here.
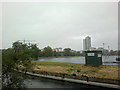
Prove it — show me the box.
[85,50,102,65]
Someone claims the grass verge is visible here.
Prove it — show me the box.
[18,61,120,80]
[38,56,82,59]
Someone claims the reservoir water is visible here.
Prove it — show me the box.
[37,56,119,65]
[23,75,114,89]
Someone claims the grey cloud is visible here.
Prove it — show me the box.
[2,2,118,50]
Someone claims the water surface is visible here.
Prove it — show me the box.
[23,75,114,89]
[37,56,119,65]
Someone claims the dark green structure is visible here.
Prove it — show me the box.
[85,50,102,65]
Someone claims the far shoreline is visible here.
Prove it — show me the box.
[38,56,83,59]
[37,55,117,59]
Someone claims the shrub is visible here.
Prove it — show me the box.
[91,70,97,72]
[66,68,74,71]
[77,69,81,73]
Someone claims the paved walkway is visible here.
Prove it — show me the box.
[19,70,120,89]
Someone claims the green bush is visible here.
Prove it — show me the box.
[77,69,81,73]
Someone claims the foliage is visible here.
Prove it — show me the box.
[109,50,118,56]
[42,46,53,57]
[2,41,33,89]
[2,48,25,88]
[63,48,71,56]
[12,42,30,63]
[32,61,81,67]
[30,44,40,60]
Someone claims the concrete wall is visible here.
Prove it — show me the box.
[29,70,119,85]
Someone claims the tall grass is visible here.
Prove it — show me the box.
[29,61,119,80]
[32,61,82,67]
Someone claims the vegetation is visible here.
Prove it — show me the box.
[2,40,82,89]
[20,61,119,80]
[38,56,81,59]
[30,44,40,60]
[40,46,82,57]
[63,48,72,56]
[2,41,39,89]
[2,40,119,89]
[2,48,24,88]
[31,61,81,67]
[102,49,119,56]
[109,50,119,56]
[42,46,53,57]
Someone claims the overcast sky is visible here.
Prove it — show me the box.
[2,2,118,51]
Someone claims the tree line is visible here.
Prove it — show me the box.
[8,41,83,60]
[39,46,83,58]
[102,49,119,56]
[1,41,83,89]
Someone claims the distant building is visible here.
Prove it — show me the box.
[90,47,96,51]
[97,47,109,55]
[83,36,91,51]
[53,48,63,52]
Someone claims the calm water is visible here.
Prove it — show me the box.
[23,75,113,89]
[37,56,119,65]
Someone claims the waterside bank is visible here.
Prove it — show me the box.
[37,56,81,59]
[18,61,120,88]
[18,70,120,89]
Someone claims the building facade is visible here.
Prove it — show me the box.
[83,36,91,51]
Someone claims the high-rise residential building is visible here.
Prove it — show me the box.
[83,36,91,51]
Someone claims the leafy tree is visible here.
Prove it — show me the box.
[2,48,25,88]
[53,51,57,56]
[76,51,81,56]
[63,48,71,56]
[79,52,84,56]
[109,50,118,56]
[43,46,53,57]
[30,44,40,60]
[12,41,31,67]
[38,49,42,57]
[2,41,32,89]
